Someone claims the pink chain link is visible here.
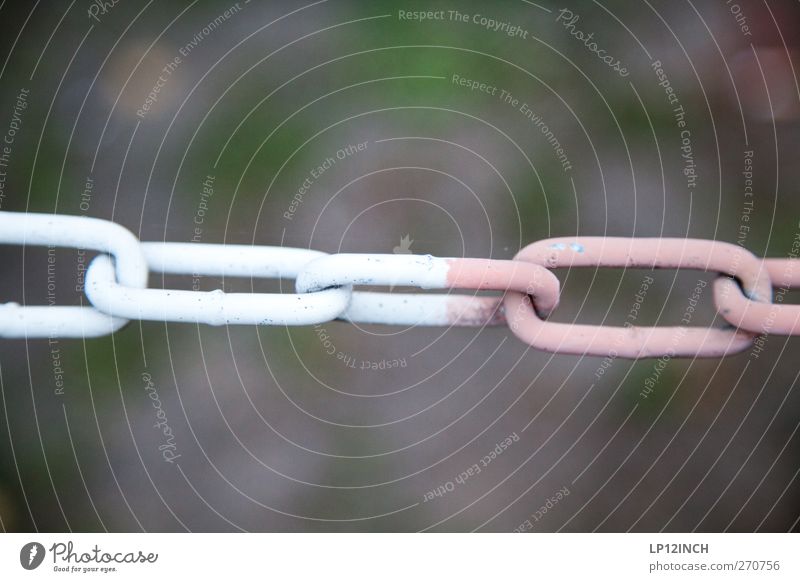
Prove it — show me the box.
[714,258,800,336]
[503,237,789,358]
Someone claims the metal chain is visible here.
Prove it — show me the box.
[506,238,773,358]
[87,244,351,327]
[0,211,148,338]
[1,211,798,358]
[294,254,560,325]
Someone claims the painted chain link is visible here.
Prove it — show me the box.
[0,211,147,338]
[505,237,775,358]
[1,211,798,358]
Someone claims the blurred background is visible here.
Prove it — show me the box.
[0,0,798,532]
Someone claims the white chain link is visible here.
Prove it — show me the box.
[297,253,455,326]
[86,244,352,327]
[296,253,559,326]
[0,211,147,338]
[0,211,521,338]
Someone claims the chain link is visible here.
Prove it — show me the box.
[505,237,772,358]
[1,211,798,358]
[295,254,560,325]
[87,243,351,326]
[714,259,800,335]
[0,211,147,338]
